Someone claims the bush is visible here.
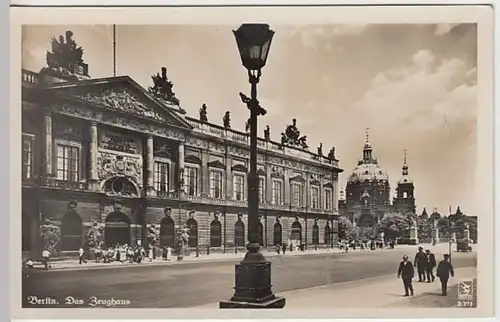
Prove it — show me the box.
[40,220,61,256]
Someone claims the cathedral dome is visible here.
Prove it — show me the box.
[348,162,390,184]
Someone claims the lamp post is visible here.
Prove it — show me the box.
[219,24,285,309]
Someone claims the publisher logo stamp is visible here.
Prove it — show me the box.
[457,280,475,308]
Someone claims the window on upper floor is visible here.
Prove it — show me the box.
[259,177,265,203]
[56,143,80,182]
[233,173,245,201]
[292,182,305,207]
[22,134,34,180]
[272,179,283,205]
[325,188,332,210]
[185,166,199,196]
[154,161,169,193]
[311,186,320,209]
[210,170,224,199]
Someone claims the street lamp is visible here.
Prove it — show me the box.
[219,24,285,309]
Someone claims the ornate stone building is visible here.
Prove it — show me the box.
[21,31,343,257]
[338,134,416,228]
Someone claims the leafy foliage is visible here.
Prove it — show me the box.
[376,212,411,240]
[337,216,355,241]
[40,220,61,256]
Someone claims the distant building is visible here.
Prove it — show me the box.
[21,30,343,258]
[338,134,416,228]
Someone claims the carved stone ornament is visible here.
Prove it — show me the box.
[237,213,244,221]
[276,216,281,223]
[213,212,219,220]
[199,104,208,123]
[67,200,78,212]
[113,200,123,212]
[73,85,167,122]
[282,119,309,150]
[223,111,231,129]
[97,152,143,185]
[188,210,195,219]
[164,207,172,217]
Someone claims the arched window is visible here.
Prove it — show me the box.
[312,223,319,245]
[105,212,131,246]
[186,218,198,247]
[61,212,83,251]
[324,223,331,244]
[234,220,245,247]
[258,222,264,246]
[210,220,222,247]
[291,221,302,244]
[273,222,282,245]
[160,217,175,247]
[103,177,139,197]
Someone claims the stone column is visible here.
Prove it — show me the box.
[43,113,53,177]
[88,121,100,191]
[178,142,185,196]
[409,226,419,245]
[319,179,324,211]
[146,136,155,196]
[463,228,470,241]
[332,173,339,211]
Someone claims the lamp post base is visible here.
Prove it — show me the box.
[219,246,286,309]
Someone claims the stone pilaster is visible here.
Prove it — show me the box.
[88,121,100,191]
[178,142,185,197]
[225,155,232,199]
[43,113,53,177]
[201,149,209,196]
[146,136,156,196]
[284,169,290,207]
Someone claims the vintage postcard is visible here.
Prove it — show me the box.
[10,4,494,320]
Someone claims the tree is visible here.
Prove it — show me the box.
[417,216,432,241]
[337,216,355,241]
[40,219,61,256]
[377,213,411,241]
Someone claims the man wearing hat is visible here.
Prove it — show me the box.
[397,255,415,296]
[414,246,428,282]
[436,254,455,296]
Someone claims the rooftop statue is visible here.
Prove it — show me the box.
[328,146,336,161]
[264,125,271,141]
[317,143,323,156]
[282,119,309,150]
[199,104,208,123]
[223,111,231,129]
[46,30,88,77]
[148,67,181,106]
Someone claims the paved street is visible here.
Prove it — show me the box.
[22,244,476,308]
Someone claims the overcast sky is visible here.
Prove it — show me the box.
[22,23,478,216]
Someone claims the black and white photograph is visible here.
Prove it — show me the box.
[11,4,494,319]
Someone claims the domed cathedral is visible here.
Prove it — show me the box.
[338,131,416,227]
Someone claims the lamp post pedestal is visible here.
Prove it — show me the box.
[219,250,286,308]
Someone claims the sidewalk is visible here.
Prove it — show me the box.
[25,247,343,272]
[194,266,476,309]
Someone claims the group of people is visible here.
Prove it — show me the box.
[397,246,455,297]
[85,243,175,265]
[339,239,394,253]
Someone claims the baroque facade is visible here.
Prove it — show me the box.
[338,134,416,228]
[21,31,343,257]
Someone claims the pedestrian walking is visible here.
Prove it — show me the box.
[413,246,427,282]
[425,249,436,282]
[42,249,51,270]
[148,246,154,262]
[436,254,454,296]
[397,255,414,296]
[78,246,87,265]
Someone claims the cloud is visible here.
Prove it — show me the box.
[348,49,477,214]
[434,23,459,36]
[291,24,368,48]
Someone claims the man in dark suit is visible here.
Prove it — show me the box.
[436,254,454,296]
[425,249,437,282]
[397,255,415,296]
[414,246,428,282]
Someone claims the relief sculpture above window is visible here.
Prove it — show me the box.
[97,152,143,186]
[100,131,139,154]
